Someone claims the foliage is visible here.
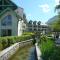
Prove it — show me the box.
[39,35,60,60]
[50,47,60,60]
[39,35,55,60]
[0,34,33,50]
[40,35,48,42]
[50,4,60,32]
[22,32,34,35]
[55,5,60,12]
[50,18,60,32]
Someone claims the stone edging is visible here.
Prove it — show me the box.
[35,43,42,60]
[0,43,19,60]
[0,39,33,60]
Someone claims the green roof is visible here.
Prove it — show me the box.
[0,0,18,13]
[0,8,18,19]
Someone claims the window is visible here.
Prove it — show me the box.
[1,15,12,26]
[29,28,32,31]
[38,29,40,31]
[38,26,40,28]
[34,29,37,31]
[34,25,37,27]
[1,29,12,36]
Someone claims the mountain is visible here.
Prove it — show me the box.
[47,15,59,25]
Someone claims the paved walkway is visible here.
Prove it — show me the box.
[55,38,60,43]
[55,38,60,46]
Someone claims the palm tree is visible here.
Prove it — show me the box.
[53,1,60,39]
[55,0,60,14]
[51,3,60,32]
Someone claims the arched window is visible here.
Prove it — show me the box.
[1,15,12,26]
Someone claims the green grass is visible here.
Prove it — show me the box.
[39,35,60,60]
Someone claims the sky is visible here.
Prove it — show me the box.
[12,0,60,24]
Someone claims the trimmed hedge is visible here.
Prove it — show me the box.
[0,34,33,51]
[22,32,34,35]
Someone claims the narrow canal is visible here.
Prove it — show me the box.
[28,46,37,60]
[9,44,37,60]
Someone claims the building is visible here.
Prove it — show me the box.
[28,20,33,32]
[28,20,50,34]
[37,21,41,31]
[28,20,38,32]
[0,0,27,36]
[41,25,50,34]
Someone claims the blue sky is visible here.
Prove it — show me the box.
[12,0,59,24]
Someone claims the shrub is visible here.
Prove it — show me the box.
[39,35,55,60]
[22,32,34,35]
[39,35,60,60]
[1,37,8,49]
[0,34,33,50]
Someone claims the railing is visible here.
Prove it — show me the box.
[0,39,33,60]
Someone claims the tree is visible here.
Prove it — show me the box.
[50,4,60,32]
[51,19,60,32]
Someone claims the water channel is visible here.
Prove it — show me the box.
[9,44,37,60]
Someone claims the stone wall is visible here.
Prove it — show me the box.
[0,39,33,60]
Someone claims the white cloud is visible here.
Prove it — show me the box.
[38,4,50,13]
[55,0,59,5]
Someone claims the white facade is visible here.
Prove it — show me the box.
[0,0,27,37]
[28,21,50,34]
[28,21,41,32]
[0,9,17,36]
[18,20,23,36]
[0,8,27,36]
